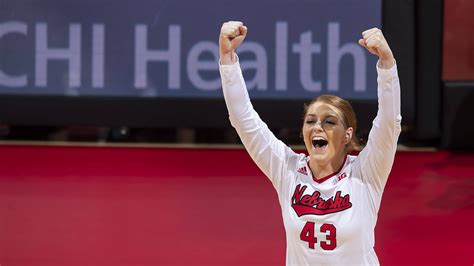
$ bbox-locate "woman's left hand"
[358,28,395,69]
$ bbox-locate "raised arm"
[219,21,299,192]
[354,28,402,209]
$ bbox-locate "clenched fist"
[219,21,248,65]
[358,28,395,69]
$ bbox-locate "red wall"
[443,0,474,80]
[0,145,473,265]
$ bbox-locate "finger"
[366,33,386,47]
[239,25,248,37]
[366,38,381,49]
[228,24,246,38]
[362,29,377,40]
[364,32,379,43]
[363,32,383,46]
[362,27,378,35]
[232,26,247,46]
[227,21,243,26]
[359,38,377,53]
[221,25,241,38]
[365,35,382,46]
[367,31,386,43]
[221,27,235,35]
[366,30,384,40]
[221,23,234,33]
[358,39,368,49]
[222,22,241,30]
[362,28,379,38]
[359,39,377,55]
[227,22,243,32]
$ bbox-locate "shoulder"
[346,154,358,164]
[289,152,309,172]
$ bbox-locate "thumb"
[231,26,247,48]
[240,26,248,38]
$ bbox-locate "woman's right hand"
[219,21,247,65]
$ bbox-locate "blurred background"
[0,0,472,150]
[0,0,473,265]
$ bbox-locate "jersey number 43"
[300,222,337,250]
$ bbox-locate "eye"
[305,120,316,125]
[324,118,336,125]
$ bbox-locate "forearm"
[375,60,402,128]
[220,51,237,65]
[220,59,251,119]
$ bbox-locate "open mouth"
[312,137,328,150]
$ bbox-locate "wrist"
[379,57,395,69]
[220,51,236,65]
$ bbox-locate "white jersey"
[220,58,402,266]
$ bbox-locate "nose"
[314,121,324,132]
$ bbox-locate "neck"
[309,151,347,180]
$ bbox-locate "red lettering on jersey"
[291,184,352,216]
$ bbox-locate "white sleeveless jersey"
[220,58,401,266]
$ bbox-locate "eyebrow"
[305,114,338,119]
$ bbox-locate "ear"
[344,127,353,145]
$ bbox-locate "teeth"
[312,136,328,149]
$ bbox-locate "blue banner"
[0,0,381,99]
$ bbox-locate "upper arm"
[229,110,298,191]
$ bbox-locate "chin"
[310,150,332,164]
